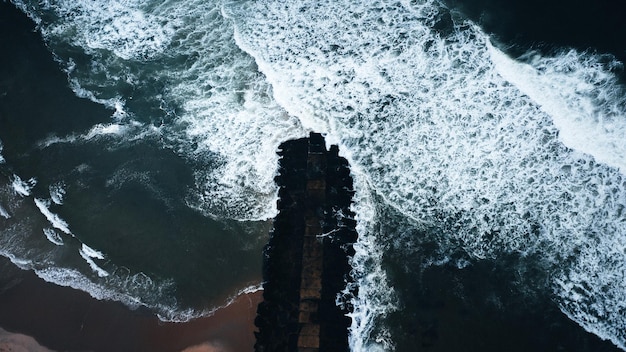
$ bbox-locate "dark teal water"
[2,0,626,350]
[0,2,269,318]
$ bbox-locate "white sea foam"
[84,123,131,139]
[67,79,129,117]
[0,244,192,320]
[37,120,161,150]
[79,243,109,277]
[0,204,10,219]
[80,243,105,260]
[0,139,5,164]
[13,0,306,220]
[11,176,36,197]
[36,134,78,149]
[227,0,626,348]
[489,43,626,173]
[34,0,177,60]
[157,283,265,322]
[34,198,72,235]
[1,243,188,321]
[10,0,626,348]
[1,180,192,321]
[49,183,65,205]
[43,228,64,246]
[0,251,33,271]
[84,120,161,142]
[33,266,182,315]
[0,248,194,321]
[347,170,398,351]
[144,0,306,220]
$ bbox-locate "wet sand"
[0,262,261,352]
[0,327,55,352]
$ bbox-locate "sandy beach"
[0,261,261,352]
[1,327,55,352]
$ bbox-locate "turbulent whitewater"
[2,0,626,350]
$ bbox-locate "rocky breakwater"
[254,132,357,352]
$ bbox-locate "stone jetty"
[254,133,357,352]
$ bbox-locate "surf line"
[254,132,358,351]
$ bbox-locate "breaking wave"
[0,139,5,164]
[0,177,203,321]
[5,0,626,349]
[225,0,626,348]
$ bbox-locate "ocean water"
[1,0,626,350]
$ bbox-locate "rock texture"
[254,133,357,352]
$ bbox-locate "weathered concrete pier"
[254,133,357,352]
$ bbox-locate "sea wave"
[34,198,72,235]
[12,0,305,221]
[43,228,64,246]
[11,175,36,198]
[0,205,10,220]
[0,139,5,164]
[0,179,199,321]
[48,182,65,205]
[6,0,626,349]
[226,0,626,348]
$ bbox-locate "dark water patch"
[374,201,622,352]
[3,128,269,309]
[0,2,113,159]
[410,262,617,351]
[383,250,622,351]
[1,1,267,311]
[44,139,268,308]
[442,0,626,82]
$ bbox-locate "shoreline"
[0,327,54,352]
[0,259,261,352]
[1,4,264,351]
